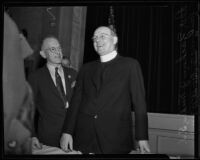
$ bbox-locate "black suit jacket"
[63,55,148,153]
[28,65,77,147]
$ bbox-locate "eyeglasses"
[44,46,62,54]
[92,34,111,42]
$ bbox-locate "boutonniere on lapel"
[68,75,71,79]
[71,80,76,88]
[65,101,69,109]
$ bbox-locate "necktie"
[55,67,66,104]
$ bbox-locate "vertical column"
[70,7,87,71]
[58,7,73,59]
[197,2,200,158]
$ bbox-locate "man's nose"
[54,49,61,55]
[96,38,102,43]
[96,39,104,45]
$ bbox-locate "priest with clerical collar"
[61,26,150,154]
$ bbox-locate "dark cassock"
[63,54,148,154]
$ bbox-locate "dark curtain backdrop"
[84,4,198,115]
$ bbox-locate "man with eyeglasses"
[28,36,77,150]
[60,26,150,154]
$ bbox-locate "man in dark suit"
[60,26,150,154]
[28,36,77,149]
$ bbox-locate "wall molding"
[132,112,194,157]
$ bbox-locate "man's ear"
[40,51,46,59]
[113,36,118,45]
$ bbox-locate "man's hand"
[60,133,73,152]
[32,137,42,150]
[138,140,151,154]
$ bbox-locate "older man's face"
[93,27,116,56]
[43,38,63,64]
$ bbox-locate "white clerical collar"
[100,50,118,63]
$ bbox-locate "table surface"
[32,145,172,157]
[32,145,195,159]
[32,145,145,155]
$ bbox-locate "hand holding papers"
[32,137,42,150]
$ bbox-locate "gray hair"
[41,35,60,51]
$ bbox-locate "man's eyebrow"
[94,33,110,36]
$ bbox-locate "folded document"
[32,145,81,154]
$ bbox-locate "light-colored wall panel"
[132,112,194,157]
[147,113,194,132]
[157,136,194,156]
[148,134,158,153]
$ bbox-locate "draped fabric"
[114,6,173,114]
[58,7,87,71]
[84,4,198,115]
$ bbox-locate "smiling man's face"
[93,27,117,56]
[42,38,63,64]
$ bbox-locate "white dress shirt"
[47,63,66,94]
